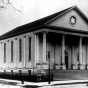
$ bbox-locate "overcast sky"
[0,0,88,35]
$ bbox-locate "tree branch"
[0,0,21,12]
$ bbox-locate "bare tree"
[0,0,21,12]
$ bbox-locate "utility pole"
[48,51,50,84]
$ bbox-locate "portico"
[35,30,88,70]
[32,5,88,71]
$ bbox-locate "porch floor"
[44,70,88,81]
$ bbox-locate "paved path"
[0,78,88,88]
[0,83,87,88]
[40,84,88,88]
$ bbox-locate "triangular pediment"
[0,6,88,40]
[45,6,88,31]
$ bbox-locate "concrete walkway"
[0,78,88,87]
[19,80,88,87]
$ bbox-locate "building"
[0,5,88,80]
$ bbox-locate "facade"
[0,6,88,77]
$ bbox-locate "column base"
[72,64,78,69]
[71,64,74,69]
[55,64,60,69]
[85,65,88,69]
[60,64,66,70]
[78,64,84,70]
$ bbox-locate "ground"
[0,83,88,88]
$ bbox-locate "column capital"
[62,34,66,36]
[80,36,83,38]
[24,36,26,38]
[42,30,48,34]
[7,40,9,42]
[15,38,17,40]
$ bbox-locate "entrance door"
[46,33,55,69]
[46,44,55,69]
[65,50,69,69]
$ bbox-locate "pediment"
[45,8,88,31]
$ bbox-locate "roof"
[0,5,88,40]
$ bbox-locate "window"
[28,37,31,61]
[4,43,6,63]
[82,52,83,62]
[46,51,48,61]
[46,51,50,61]
[19,39,22,62]
[11,41,13,63]
[77,53,79,62]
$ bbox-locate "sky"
[0,0,88,35]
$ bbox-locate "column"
[7,41,10,69]
[61,35,65,69]
[34,34,40,68]
[34,34,37,66]
[43,32,46,63]
[23,36,26,68]
[79,36,83,69]
[86,41,88,69]
[36,34,39,63]
[0,43,1,69]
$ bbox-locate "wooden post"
[48,51,50,84]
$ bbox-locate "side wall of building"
[0,31,35,72]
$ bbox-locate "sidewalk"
[19,80,88,87]
[0,78,88,87]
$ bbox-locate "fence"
[0,72,53,82]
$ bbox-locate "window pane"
[4,43,6,63]
[28,37,31,61]
[11,41,13,63]
[19,39,22,62]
